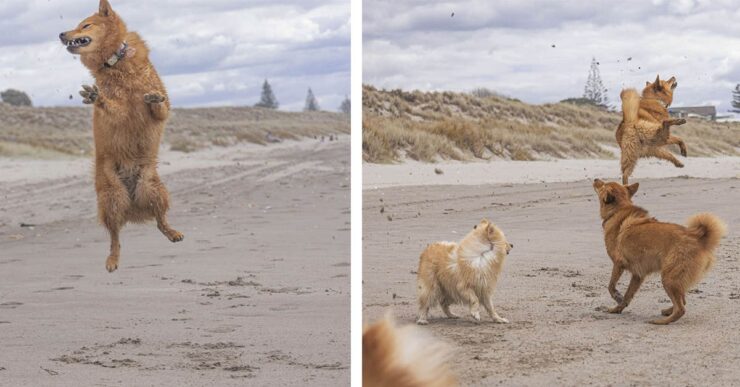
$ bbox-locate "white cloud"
[364,0,740,114]
[0,0,349,111]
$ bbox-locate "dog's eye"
[82,24,92,29]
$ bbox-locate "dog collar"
[104,42,128,68]
[645,98,669,109]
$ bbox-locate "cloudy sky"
[364,0,740,115]
[0,0,349,111]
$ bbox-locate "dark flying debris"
[627,57,632,61]
[551,44,556,48]
[451,12,455,17]
[69,95,73,100]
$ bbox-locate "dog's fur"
[60,0,182,272]
[617,75,688,184]
[593,179,726,324]
[416,219,513,325]
[363,315,457,387]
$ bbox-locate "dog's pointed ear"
[99,0,113,17]
[654,75,662,91]
[626,182,639,197]
[668,76,677,90]
[646,81,651,87]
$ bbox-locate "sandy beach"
[363,159,740,385]
[0,138,349,386]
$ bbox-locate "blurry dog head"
[473,219,513,254]
[59,0,127,56]
[642,75,678,107]
[363,315,457,387]
[593,179,639,219]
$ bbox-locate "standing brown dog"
[593,179,726,324]
[617,75,688,184]
[416,219,513,325]
[60,0,183,272]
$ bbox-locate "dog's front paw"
[416,318,429,325]
[675,119,687,126]
[79,84,99,104]
[144,93,166,104]
[675,161,685,168]
[471,311,481,322]
[493,317,510,324]
[680,148,687,157]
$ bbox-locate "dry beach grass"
[0,103,349,157]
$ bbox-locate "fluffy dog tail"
[363,315,457,387]
[686,213,727,251]
[620,88,640,125]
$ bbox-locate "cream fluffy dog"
[416,219,513,325]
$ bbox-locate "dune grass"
[0,103,349,157]
[363,85,740,163]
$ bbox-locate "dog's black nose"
[59,32,66,41]
[510,243,514,248]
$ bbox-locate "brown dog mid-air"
[60,0,183,272]
[617,75,688,184]
[593,179,726,324]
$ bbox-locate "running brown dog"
[593,179,726,324]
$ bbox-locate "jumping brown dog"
[60,0,183,272]
[617,75,688,184]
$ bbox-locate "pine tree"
[304,88,320,112]
[731,84,740,113]
[339,95,350,114]
[582,57,609,109]
[255,79,278,109]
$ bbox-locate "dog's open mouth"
[65,37,92,52]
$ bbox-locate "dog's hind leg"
[608,263,624,303]
[646,147,684,168]
[607,274,643,314]
[651,281,686,325]
[134,168,184,243]
[620,140,639,185]
[667,135,687,157]
[416,280,437,325]
[96,161,131,272]
[482,296,509,324]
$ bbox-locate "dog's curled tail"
[620,88,640,125]
[686,212,727,251]
[363,315,457,387]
